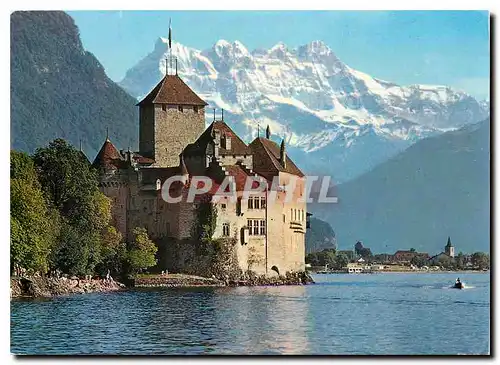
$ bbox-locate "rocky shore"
[11,276,126,298]
[134,271,315,288]
[11,271,315,298]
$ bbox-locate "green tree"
[317,249,336,267]
[471,252,489,270]
[96,226,125,276]
[127,227,158,274]
[410,248,416,252]
[410,255,426,268]
[10,151,58,275]
[305,252,320,266]
[194,198,218,245]
[332,253,349,270]
[437,254,453,269]
[33,139,115,275]
[456,252,466,270]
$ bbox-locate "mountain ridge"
[11,11,139,159]
[120,38,488,182]
[312,118,490,254]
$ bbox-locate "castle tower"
[445,236,455,258]
[137,74,208,167]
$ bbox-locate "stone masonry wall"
[153,105,205,167]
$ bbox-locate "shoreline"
[11,271,315,299]
[10,276,126,299]
[311,269,489,274]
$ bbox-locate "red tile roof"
[92,139,123,169]
[133,153,155,165]
[249,137,304,179]
[137,75,208,106]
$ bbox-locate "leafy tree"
[194,197,218,245]
[437,254,453,269]
[471,252,489,270]
[317,249,336,268]
[332,253,349,270]
[456,252,466,270]
[32,139,115,275]
[305,252,320,266]
[410,255,427,268]
[410,248,416,252]
[127,227,158,274]
[33,138,100,227]
[97,226,125,276]
[10,151,58,275]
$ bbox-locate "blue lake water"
[11,272,490,355]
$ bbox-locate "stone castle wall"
[152,105,205,167]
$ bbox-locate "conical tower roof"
[137,74,208,106]
[92,138,122,169]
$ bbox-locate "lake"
[10,272,490,355]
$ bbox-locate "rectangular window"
[222,222,230,236]
[247,219,253,235]
[162,104,167,111]
[261,197,266,209]
[254,197,260,209]
[248,198,253,210]
[260,220,266,235]
[194,106,199,113]
[178,105,183,112]
[283,214,286,223]
[253,220,259,235]
[221,203,227,210]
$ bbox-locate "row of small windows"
[161,104,201,113]
[248,196,266,210]
[248,219,266,236]
[290,208,306,222]
[220,197,266,211]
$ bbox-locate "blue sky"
[68,10,490,100]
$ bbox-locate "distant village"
[306,237,490,273]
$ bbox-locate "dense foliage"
[11,11,138,157]
[127,228,158,273]
[10,151,58,274]
[305,249,348,270]
[10,139,157,278]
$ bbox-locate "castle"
[93,72,307,276]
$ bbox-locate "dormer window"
[178,105,183,112]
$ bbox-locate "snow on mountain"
[120,38,489,183]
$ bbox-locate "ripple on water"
[11,273,490,355]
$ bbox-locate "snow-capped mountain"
[120,38,489,183]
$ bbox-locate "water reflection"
[11,273,490,355]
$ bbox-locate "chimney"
[223,133,231,150]
[213,129,221,157]
[266,125,271,139]
[280,139,286,169]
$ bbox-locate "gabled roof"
[92,138,123,169]
[183,121,252,157]
[249,137,304,179]
[137,75,208,106]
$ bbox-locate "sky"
[67,10,490,100]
